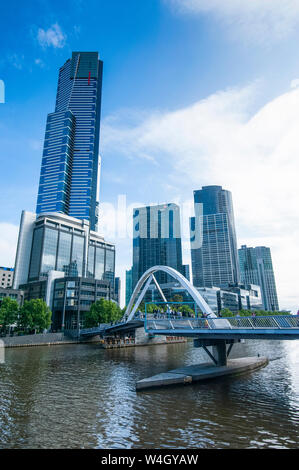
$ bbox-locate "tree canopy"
[0,297,19,334]
[18,299,52,333]
[84,298,123,327]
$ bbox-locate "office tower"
[132,203,183,288]
[125,267,133,306]
[14,211,115,286]
[191,185,240,288]
[114,277,121,305]
[238,245,279,311]
[13,52,115,330]
[36,52,103,231]
[182,264,190,281]
[14,211,115,329]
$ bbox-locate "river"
[0,339,298,448]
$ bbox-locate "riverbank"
[1,330,187,349]
[1,332,87,348]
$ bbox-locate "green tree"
[171,294,184,303]
[144,303,158,314]
[18,299,52,333]
[178,304,195,317]
[0,297,19,334]
[220,308,234,317]
[239,309,252,316]
[84,299,123,327]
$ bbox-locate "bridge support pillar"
[194,338,236,366]
[212,340,227,366]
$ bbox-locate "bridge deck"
[75,315,299,340]
[145,316,299,340]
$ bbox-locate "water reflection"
[0,340,298,448]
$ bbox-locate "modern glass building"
[36,52,103,231]
[238,245,279,311]
[25,212,115,284]
[132,204,183,288]
[125,267,133,306]
[190,185,240,288]
[52,277,113,331]
[182,264,190,281]
[114,277,121,305]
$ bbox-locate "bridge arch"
[125,265,216,322]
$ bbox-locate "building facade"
[125,267,133,306]
[0,287,24,306]
[190,185,240,288]
[52,277,113,330]
[14,211,115,329]
[14,212,115,287]
[132,204,183,289]
[238,245,279,311]
[0,267,14,288]
[114,277,121,305]
[182,264,190,281]
[36,52,103,231]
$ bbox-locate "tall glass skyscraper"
[238,245,279,311]
[132,204,183,288]
[36,52,103,231]
[190,185,240,288]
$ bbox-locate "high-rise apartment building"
[132,203,183,288]
[190,185,240,288]
[36,52,103,231]
[238,245,279,311]
[0,267,14,288]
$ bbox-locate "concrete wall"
[1,332,79,348]
[135,327,169,345]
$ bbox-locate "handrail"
[146,315,299,331]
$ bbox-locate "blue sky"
[0,0,299,310]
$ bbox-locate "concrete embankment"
[1,328,187,349]
[136,356,269,391]
[1,332,85,348]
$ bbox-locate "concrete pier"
[136,356,268,391]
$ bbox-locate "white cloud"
[37,23,66,49]
[7,53,24,70]
[102,83,299,312]
[167,0,299,42]
[290,78,299,89]
[0,223,18,268]
[34,58,45,68]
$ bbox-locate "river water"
[0,339,298,449]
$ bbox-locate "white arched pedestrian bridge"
[124,265,216,322]
[79,266,299,343]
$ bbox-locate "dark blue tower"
[36,52,103,231]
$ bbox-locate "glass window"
[40,227,58,276]
[70,235,84,276]
[104,249,115,284]
[87,245,95,278]
[29,227,43,279]
[95,247,105,280]
[57,231,72,274]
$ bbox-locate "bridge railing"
[146,315,299,331]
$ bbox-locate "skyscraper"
[132,203,183,288]
[36,52,103,231]
[125,267,133,306]
[238,245,279,311]
[190,185,240,288]
[13,52,115,330]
